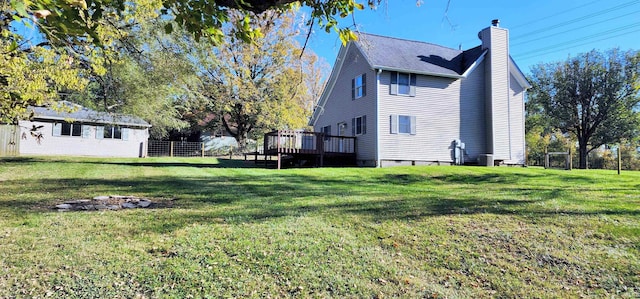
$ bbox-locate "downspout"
[507,58,512,161]
[376,68,382,168]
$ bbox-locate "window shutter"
[410,74,417,97]
[362,73,366,97]
[362,115,366,135]
[410,116,417,135]
[352,118,355,136]
[122,128,130,141]
[52,123,61,136]
[390,115,398,134]
[351,78,355,100]
[390,71,398,95]
[81,125,91,139]
[96,126,104,139]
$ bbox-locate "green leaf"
[12,0,29,16]
[9,40,19,52]
[164,23,173,34]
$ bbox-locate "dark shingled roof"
[355,33,485,77]
[30,102,151,127]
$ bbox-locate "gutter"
[371,50,488,80]
[31,116,152,128]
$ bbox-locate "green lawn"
[0,156,638,298]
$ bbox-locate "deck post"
[277,153,281,170]
[277,131,281,170]
[264,136,268,167]
[317,132,324,167]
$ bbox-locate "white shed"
[18,102,152,158]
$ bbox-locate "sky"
[301,0,640,74]
[11,0,640,75]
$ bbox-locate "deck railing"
[264,130,356,155]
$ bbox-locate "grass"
[0,156,638,298]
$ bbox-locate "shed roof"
[355,33,485,77]
[30,102,151,128]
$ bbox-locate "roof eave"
[31,115,152,128]
[373,65,465,79]
[509,56,532,89]
[310,42,356,126]
[460,50,488,77]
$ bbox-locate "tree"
[73,18,202,138]
[193,10,325,148]
[2,0,365,127]
[527,49,640,169]
[1,2,88,124]
[7,0,384,47]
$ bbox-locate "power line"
[514,27,640,61]
[515,21,640,58]
[511,0,640,41]
[456,0,638,49]
[509,0,601,30]
[511,9,640,47]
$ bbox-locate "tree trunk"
[578,142,588,169]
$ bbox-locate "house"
[17,102,151,158]
[309,20,531,167]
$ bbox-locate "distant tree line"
[526,49,640,170]
[2,1,326,146]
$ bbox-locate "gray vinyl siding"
[482,26,511,160]
[459,63,487,161]
[379,69,482,163]
[313,45,377,162]
[508,73,526,164]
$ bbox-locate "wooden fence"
[0,125,20,157]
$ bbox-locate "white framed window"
[390,114,416,135]
[53,122,89,138]
[398,115,411,134]
[352,73,366,100]
[351,115,366,136]
[390,71,417,96]
[398,73,410,95]
[102,125,123,140]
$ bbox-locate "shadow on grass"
[0,156,259,169]
[2,169,639,235]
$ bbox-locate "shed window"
[53,122,82,137]
[103,125,122,139]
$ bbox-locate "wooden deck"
[263,130,356,169]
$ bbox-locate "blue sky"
[302,0,640,74]
[12,0,640,75]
